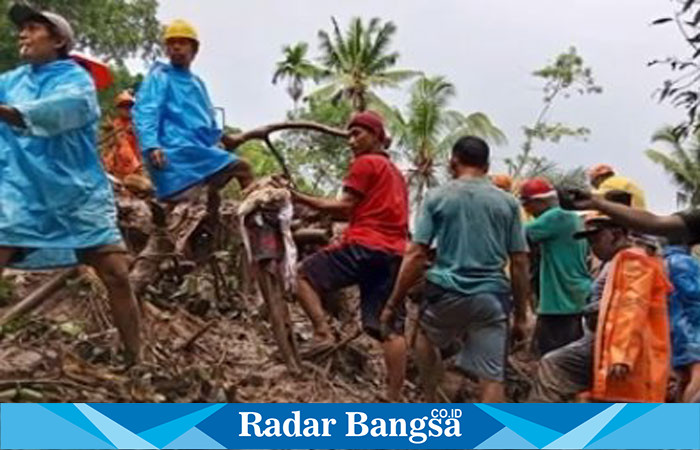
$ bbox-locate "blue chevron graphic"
[1,404,115,449]
[476,404,562,448]
[586,404,700,449]
[90,403,213,435]
[138,403,226,448]
[163,427,226,449]
[489,403,611,434]
[41,403,114,446]
[543,403,624,449]
[585,403,659,446]
[475,427,537,449]
[75,404,157,449]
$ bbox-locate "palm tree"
[387,76,506,210]
[312,17,420,111]
[646,126,700,207]
[272,42,320,113]
[524,157,587,190]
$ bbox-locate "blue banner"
[1,403,699,449]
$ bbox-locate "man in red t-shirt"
[290,111,409,401]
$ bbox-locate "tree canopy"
[310,16,420,111]
[0,0,162,72]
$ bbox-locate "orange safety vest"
[109,117,142,179]
[591,247,672,403]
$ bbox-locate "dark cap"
[9,3,75,51]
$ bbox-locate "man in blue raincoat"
[0,4,141,362]
[133,19,253,202]
[664,244,700,403]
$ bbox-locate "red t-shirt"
[341,153,409,255]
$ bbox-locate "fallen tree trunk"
[0,269,78,327]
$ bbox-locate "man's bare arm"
[381,242,430,324]
[291,189,361,221]
[591,197,687,239]
[569,190,688,239]
[509,251,531,322]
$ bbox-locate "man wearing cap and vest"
[530,212,671,402]
[381,136,531,402]
[519,177,591,356]
[588,164,647,210]
[103,90,143,179]
[133,19,253,202]
[290,110,409,401]
[0,4,141,362]
[490,173,513,192]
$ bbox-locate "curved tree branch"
[233,121,349,145]
[223,121,349,180]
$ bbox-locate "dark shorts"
[419,282,509,382]
[300,244,404,340]
[529,331,594,402]
[532,313,584,357]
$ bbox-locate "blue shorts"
[420,282,509,381]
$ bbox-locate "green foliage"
[238,140,281,178]
[386,75,506,208]
[533,47,603,101]
[506,47,602,179]
[272,42,321,112]
[523,157,588,190]
[283,97,353,194]
[310,17,420,111]
[646,126,700,206]
[0,0,162,73]
[650,0,700,133]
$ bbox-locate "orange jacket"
[591,247,672,402]
[108,117,142,179]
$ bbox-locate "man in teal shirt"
[381,136,531,402]
[520,178,591,356]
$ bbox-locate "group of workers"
[0,2,699,404]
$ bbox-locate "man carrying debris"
[381,136,531,403]
[588,164,646,210]
[567,188,700,244]
[0,4,141,362]
[290,111,408,401]
[663,243,700,403]
[103,90,143,180]
[133,19,253,202]
[530,212,671,402]
[519,177,591,356]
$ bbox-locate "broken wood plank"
[0,268,78,327]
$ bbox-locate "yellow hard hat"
[164,19,199,43]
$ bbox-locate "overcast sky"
[149,0,689,212]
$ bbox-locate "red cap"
[519,177,557,201]
[347,110,386,143]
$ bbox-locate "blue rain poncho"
[133,62,237,200]
[664,245,700,368]
[0,59,122,270]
